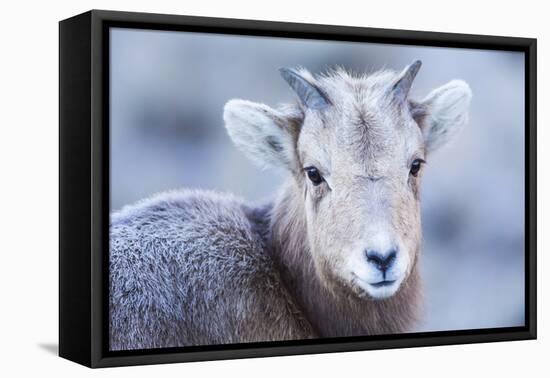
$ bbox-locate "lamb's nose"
[365,249,397,273]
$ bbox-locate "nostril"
[386,250,397,265]
[366,251,382,265]
[365,249,398,272]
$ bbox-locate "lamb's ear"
[418,80,472,154]
[224,99,298,170]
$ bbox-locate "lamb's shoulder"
[109,189,313,349]
[110,189,272,293]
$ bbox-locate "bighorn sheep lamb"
[109,60,472,350]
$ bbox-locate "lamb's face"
[296,94,425,299]
[224,61,471,300]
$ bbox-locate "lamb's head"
[224,61,471,300]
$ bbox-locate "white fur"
[347,226,410,299]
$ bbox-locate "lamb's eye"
[410,159,425,177]
[305,167,323,186]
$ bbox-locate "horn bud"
[393,60,422,101]
[279,68,331,110]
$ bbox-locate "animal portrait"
[108,28,526,351]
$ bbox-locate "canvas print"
[108,28,525,351]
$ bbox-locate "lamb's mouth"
[351,273,398,290]
[369,280,396,288]
[351,274,401,299]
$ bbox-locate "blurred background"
[110,28,525,332]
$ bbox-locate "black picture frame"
[59,9,537,368]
